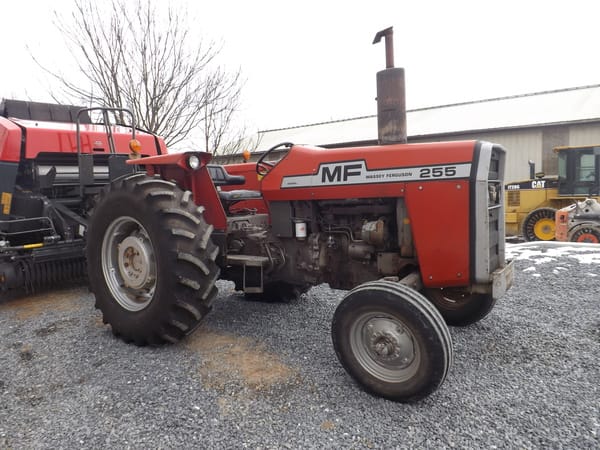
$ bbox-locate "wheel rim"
[574,232,600,243]
[533,218,555,240]
[101,216,157,311]
[349,313,420,383]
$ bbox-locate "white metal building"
[218,84,600,183]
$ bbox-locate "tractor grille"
[487,147,504,271]
[507,190,520,207]
[472,142,507,284]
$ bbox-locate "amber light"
[129,139,142,154]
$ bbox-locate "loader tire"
[522,207,557,241]
[331,280,452,402]
[86,173,220,346]
[569,224,600,243]
[424,288,496,326]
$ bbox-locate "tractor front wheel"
[86,174,220,345]
[331,281,452,402]
[521,207,557,241]
[425,288,496,326]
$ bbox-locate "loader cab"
[556,145,600,196]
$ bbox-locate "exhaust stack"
[373,27,407,144]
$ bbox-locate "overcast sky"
[3,0,599,134]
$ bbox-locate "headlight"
[188,154,201,170]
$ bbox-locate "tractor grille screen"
[488,206,501,269]
[488,155,500,181]
[487,146,504,271]
[473,142,507,283]
[507,190,520,207]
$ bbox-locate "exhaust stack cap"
[373,27,395,69]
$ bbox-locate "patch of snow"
[506,242,600,265]
[534,256,557,264]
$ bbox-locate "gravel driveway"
[1,243,599,449]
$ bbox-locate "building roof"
[254,84,600,150]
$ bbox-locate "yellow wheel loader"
[505,145,600,241]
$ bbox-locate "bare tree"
[45,0,243,150]
[216,129,264,160]
[202,67,243,155]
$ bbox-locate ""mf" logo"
[321,163,363,183]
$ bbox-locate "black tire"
[425,288,496,326]
[331,280,452,402]
[521,207,557,241]
[569,224,600,243]
[243,281,310,303]
[86,173,220,345]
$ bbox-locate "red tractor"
[0,29,513,402]
[0,102,166,291]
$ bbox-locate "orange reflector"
[242,149,251,162]
[129,139,142,153]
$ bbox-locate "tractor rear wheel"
[569,224,600,243]
[424,288,496,326]
[331,280,452,402]
[86,174,220,345]
[522,207,557,241]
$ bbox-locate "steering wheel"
[256,142,294,176]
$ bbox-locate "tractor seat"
[207,164,262,211]
[207,164,246,187]
[218,189,263,202]
[218,189,263,214]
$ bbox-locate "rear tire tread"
[198,224,214,250]
[161,208,201,226]
[177,252,210,275]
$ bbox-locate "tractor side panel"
[260,142,475,201]
[0,119,21,217]
[189,166,228,231]
[0,117,23,162]
[404,180,470,287]
[257,141,476,287]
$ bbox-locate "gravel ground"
[1,242,599,449]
